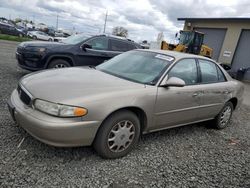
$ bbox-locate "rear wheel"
[93,110,140,159]
[33,35,37,40]
[48,38,53,42]
[213,102,233,129]
[48,59,71,69]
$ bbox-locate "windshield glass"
[179,31,194,46]
[63,34,91,45]
[96,51,173,85]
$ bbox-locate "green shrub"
[0,34,32,42]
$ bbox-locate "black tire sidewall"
[48,59,71,69]
[93,110,140,159]
[215,102,233,129]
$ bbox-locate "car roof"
[136,49,215,62]
[97,34,139,45]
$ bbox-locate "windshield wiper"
[88,65,96,69]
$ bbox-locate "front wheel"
[48,59,71,69]
[213,102,233,129]
[93,110,140,159]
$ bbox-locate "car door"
[195,59,230,120]
[76,36,111,66]
[40,32,47,40]
[154,58,203,130]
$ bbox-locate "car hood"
[19,41,70,49]
[20,67,144,105]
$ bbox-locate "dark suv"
[16,34,141,71]
[0,23,26,37]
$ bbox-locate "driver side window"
[168,59,198,85]
[86,37,108,50]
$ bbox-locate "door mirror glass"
[162,77,185,87]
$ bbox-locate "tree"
[112,26,128,38]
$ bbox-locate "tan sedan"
[8,50,244,158]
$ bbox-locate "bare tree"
[112,26,128,38]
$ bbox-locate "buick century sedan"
[8,50,244,158]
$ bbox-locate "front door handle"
[192,93,199,97]
[192,91,204,97]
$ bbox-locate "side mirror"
[161,77,185,87]
[82,43,92,50]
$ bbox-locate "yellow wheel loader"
[161,30,213,58]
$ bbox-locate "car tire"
[48,59,71,69]
[213,102,234,129]
[48,38,53,42]
[93,110,140,159]
[33,35,37,40]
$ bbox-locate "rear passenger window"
[168,59,198,85]
[127,43,136,50]
[199,59,219,83]
[217,66,226,82]
[110,39,129,52]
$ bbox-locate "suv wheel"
[33,35,37,40]
[48,59,71,69]
[213,102,233,129]
[93,110,140,159]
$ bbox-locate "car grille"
[17,85,32,105]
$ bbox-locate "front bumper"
[7,89,101,147]
[16,51,45,71]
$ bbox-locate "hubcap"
[54,64,67,68]
[107,120,135,152]
[220,106,232,127]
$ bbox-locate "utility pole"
[56,14,59,31]
[103,10,108,33]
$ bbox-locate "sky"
[0,0,250,42]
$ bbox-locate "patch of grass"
[0,34,32,42]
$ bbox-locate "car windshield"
[96,50,173,85]
[62,34,91,45]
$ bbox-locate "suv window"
[86,37,108,50]
[127,43,136,50]
[168,59,198,85]
[199,59,219,83]
[110,39,130,52]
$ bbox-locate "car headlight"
[34,99,87,117]
[25,47,46,53]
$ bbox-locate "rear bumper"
[7,90,101,147]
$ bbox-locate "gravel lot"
[0,40,249,188]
